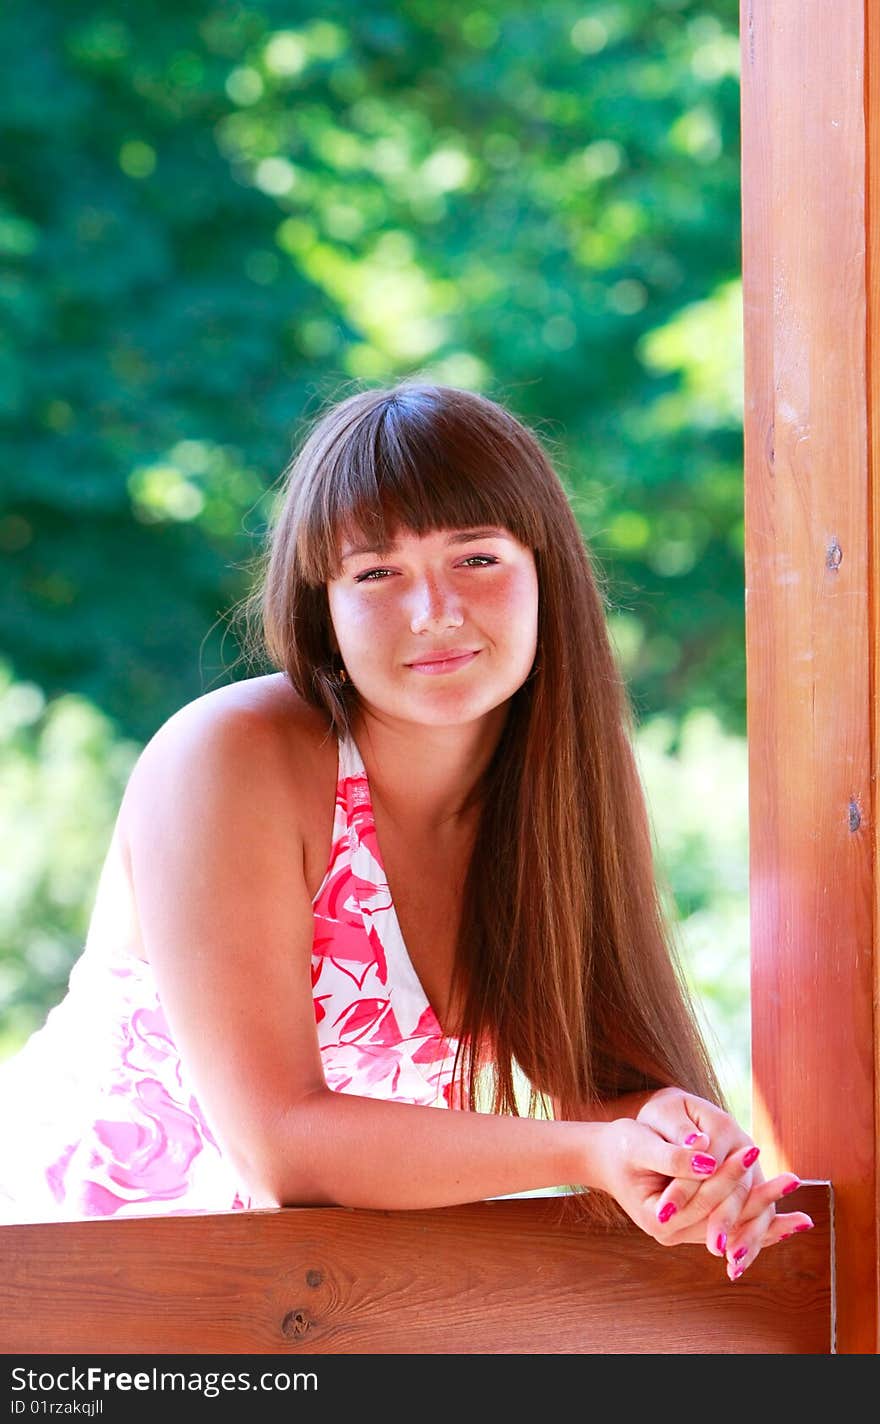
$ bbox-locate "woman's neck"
[349,703,507,835]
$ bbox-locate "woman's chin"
[359,686,509,730]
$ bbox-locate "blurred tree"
[0,0,749,1060]
[0,0,742,746]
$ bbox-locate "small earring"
[338,665,348,684]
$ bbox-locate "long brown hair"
[239,378,725,1215]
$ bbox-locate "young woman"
[0,381,811,1280]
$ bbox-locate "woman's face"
[326,524,539,729]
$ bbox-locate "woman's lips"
[406,650,480,675]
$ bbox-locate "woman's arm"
[121,702,721,1223]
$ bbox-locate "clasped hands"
[602,1086,813,1281]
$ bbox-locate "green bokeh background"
[0,0,751,1124]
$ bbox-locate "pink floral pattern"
[0,733,460,1223]
[310,735,462,1107]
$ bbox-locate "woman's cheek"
[495,567,539,651]
[332,590,396,670]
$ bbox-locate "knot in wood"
[306,1269,323,1288]
[826,539,843,570]
[848,799,861,832]
[281,1308,313,1339]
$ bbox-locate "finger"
[670,1115,711,1149]
[723,1200,775,1279]
[681,1127,711,1149]
[725,1207,815,1280]
[672,1097,744,1159]
[655,1141,758,1232]
[738,1173,801,1223]
[637,1101,713,1150]
[765,1213,815,1245]
[651,1149,720,1227]
[729,1201,814,1258]
[706,1172,799,1255]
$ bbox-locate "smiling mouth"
[406,649,481,674]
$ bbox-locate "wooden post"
[740,0,879,1353]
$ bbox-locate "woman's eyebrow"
[447,527,511,545]
[340,527,510,560]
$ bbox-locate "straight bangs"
[291,389,550,585]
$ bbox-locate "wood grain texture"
[740,0,878,1354]
[0,1186,832,1355]
[868,0,880,1365]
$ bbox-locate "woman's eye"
[354,568,393,583]
[460,555,498,568]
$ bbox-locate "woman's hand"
[587,1116,733,1241]
[634,1087,814,1278]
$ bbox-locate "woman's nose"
[409,575,464,634]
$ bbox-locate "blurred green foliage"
[0,0,750,1114]
[1,0,743,737]
[636,709,750,1126]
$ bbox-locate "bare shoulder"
[142,670,330,746]
[118,673,335,852]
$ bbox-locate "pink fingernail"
[782,1178,800,1196]
[731,1266,745,1281]
[716,1232,727,1254]
[732,1245,748,1263]
[779,1232,794,1240]
[691,1153,716,1175]
[684,1132,701,1146]
[742,1146,760,1168]
[657,1201,677,1224]
[795,1220,814,1232]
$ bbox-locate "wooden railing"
[0,1183,832,1355]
